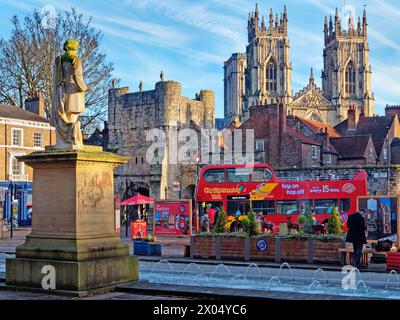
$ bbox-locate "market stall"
[121,193,154,239]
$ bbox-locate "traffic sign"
[172,181,181,192]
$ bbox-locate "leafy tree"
[213,207,227,234]
[0,8,116,134]
[328,206,342,236]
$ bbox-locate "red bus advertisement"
[195,164,368,233]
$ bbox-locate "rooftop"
[0,104,48,124]
[330,135,372,159]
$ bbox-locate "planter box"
[133,241,161,256]
[191,236,342,264]
[312,240,342,264]
[193,236,216,259]
[250,237,276,261]
[221,237,245,260]
[280,238,308,263]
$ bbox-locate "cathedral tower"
[243,4,292,120]
[322,7,374,122]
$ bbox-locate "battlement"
[386,105,400,117]
[108,86,130,97]
[386,105,400,110]
[155,80,181,94]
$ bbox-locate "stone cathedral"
[224,4,374,126]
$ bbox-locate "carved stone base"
[6,147,138,292]
[6,256,138,292]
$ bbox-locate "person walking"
[207,206,216,228]
[346,211,367,269]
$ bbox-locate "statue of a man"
[51,38,90,149]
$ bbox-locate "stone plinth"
[6,146,138,292]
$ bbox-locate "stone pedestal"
[6,146,138,292]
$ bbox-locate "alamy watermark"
[145,128,255,166]
[41,264,56,290]
[341,4,356,29]
[341,265,358,290]
[41,5,56,30]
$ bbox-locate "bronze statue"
[51,38,91,149]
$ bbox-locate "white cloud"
[136,0,244,44]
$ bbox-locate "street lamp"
[195,155,201,179]
[194,155,201,234]
[7,182,17,239]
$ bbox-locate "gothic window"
[345,62,356,96]
[265,59,277,93]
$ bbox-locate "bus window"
[252,168,273,182]
[204,169,225,183]
[227,199,250,216]
[277,200,299,215]
[252,200,275,215]
[315,199,338,214]
[227,168,250,183]
[301,200,313,214]
[340,198,351,213]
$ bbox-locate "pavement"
[0,228,28,254]
[0,227,394,300]
[0,284,190,300]
[0,227,188,257]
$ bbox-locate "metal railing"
[277,174,355,182]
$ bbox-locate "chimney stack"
[25,91,45,118]
[347,104,359,130]
[278,99,287,134]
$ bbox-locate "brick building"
[0,93,55,182]
[335,106,400,165]
[233,101,339,168]
[228,101,399,169]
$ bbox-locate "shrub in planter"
[281,232,342,242]
[297,215,307,225]
[301,206,314,234]
[328,206,342,236]
[213,206,227,233]
[197,232,249,238]
[247,209,261,236]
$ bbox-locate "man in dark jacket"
[346,211,367,268]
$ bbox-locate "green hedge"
[196,232,344,241]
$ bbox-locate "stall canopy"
[120,194,154,206]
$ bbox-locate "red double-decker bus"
[195,163,367,232]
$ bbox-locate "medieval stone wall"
[108,81,215,200]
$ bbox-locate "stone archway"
[183,184,196,199]
[124,181,150,199]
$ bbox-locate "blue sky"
[0,0,399,118]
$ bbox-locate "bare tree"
[0,8,117,134]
